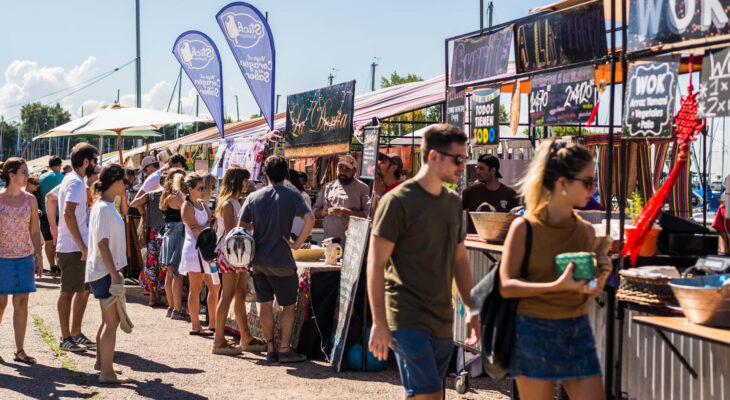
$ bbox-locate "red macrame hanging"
[622,57,705,265]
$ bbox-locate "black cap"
[477,154,502,179]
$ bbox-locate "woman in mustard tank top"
[499,140,612,400]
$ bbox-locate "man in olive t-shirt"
[367,124,479,399]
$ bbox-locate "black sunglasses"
[571,176,597,190]
[433,149,467,166]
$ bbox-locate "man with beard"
[313,155,370,244]
[461,154,519,234]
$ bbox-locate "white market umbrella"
[33,103,209,162]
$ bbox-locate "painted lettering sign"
[450,26,512,86]
[515,2,607,73]
[471,88,500,145]
[623,60,679,138]
[446,86,466,129]
[698,46,730,118]
[285,80,355,148]
[529,65,596,126]
[628,0,730,52]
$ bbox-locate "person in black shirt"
[462,155,519,234]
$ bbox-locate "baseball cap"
[477,154,502,179]
[337,154,357,170]
[378,152,403,172]
[140,155,158,170]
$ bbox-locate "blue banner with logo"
[216,2,275,130]
[172,31,225,138]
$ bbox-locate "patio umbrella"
[33,103,209,162]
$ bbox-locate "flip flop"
[212,339,242,355]
[13,350,36,365]
[241,338,267,352]
[189,329,214,337]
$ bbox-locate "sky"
[0,0,727,179]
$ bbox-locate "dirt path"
[0,266,510,399]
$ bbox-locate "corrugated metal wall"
[621,309,730,400]
[454,249,501,348]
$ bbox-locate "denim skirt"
[0,255,36,295]
[509,314,602,380]
[159,222,184,271]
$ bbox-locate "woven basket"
[616,270,678,306]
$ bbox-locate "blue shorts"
[391,329,453,397]
[0,256,36,295]
[509,314,602,380]
[89,274,112,300]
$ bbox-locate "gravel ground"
[0,259,511,399]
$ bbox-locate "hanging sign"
[172,31,225,138]
[698,46,730,118]
[471,88,500,145]
[285,80,355,152]
[515,2,607,73]
[446,86,466,129]
[623,60,679,138]
[217,2,276,130]
[331,217,370,372]
[450,26,512,86]
[529,65,596,126]
[627,0,730,53]
[359,126,380,181]
[212,136,267,180]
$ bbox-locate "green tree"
[20,102,70,137]
[0,117,20,159]
[380,71,423,88]
[379,72,441,141]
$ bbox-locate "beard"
[338,175,354,185]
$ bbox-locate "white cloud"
[0,57,98,120]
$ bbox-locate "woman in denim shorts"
[0,158,44,365]
[499,140,612,399]
[157,168,187,320]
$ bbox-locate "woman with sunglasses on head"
[158,169,187,320]
[499,140,612,400]
[85,164,129,383]
[179,173,219,336]
[0,158,43,365]
[211,167,266,354]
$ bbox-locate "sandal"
[212,339,242,355]
[13,350,37,365]
[240,337,267,352]
[189,329,214,337]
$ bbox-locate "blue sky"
[0,0,545,122]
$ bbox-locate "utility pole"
[370,59,378,92]
[195,94,199,132]
[275,94,281,114]
[235,95,240,121]
[480,0,484,31]
[328,73,334,86]
[16,126,20,157]
[135,0,141,108]
[117,89,120,103]
[488,1,494,27]
[177,67,182,114]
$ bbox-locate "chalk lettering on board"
[698,46,730,118]
[623,60,678,138]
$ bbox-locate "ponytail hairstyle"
[181,172,205,198]
[518,139,594,217]
[159,167,186,211]
[0,157,27,184]
[215,167,250,217]
[93,164,126,195]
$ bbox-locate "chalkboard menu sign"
[698,46,730,118]
[529,65,596,126]
[359,126,380,180]
[471,88,500,145]
[515,2,607,73]
[331,217,370,372]
[623,60,678,139]
[446,86,466,129]
[285,81,356,149]
[628,0,730,53]
[450,26,512,86]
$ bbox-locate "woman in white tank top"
[179,173,219,336]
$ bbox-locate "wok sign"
[623,60,678,138]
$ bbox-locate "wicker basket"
[469,212,517,242]
[616,269,678,306]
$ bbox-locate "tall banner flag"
[217,2,275,130]
[172,31,225,138]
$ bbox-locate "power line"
[0,58,136,116]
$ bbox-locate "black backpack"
[471,218,532,380]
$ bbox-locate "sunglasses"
[572,176,597,190]
[195,186,206,193]
[434,149,467,166]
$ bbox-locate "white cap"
[140,156,157,169]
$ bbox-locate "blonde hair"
[215,167,250,217]
[159,168,186,211]
[518,139,594,217]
